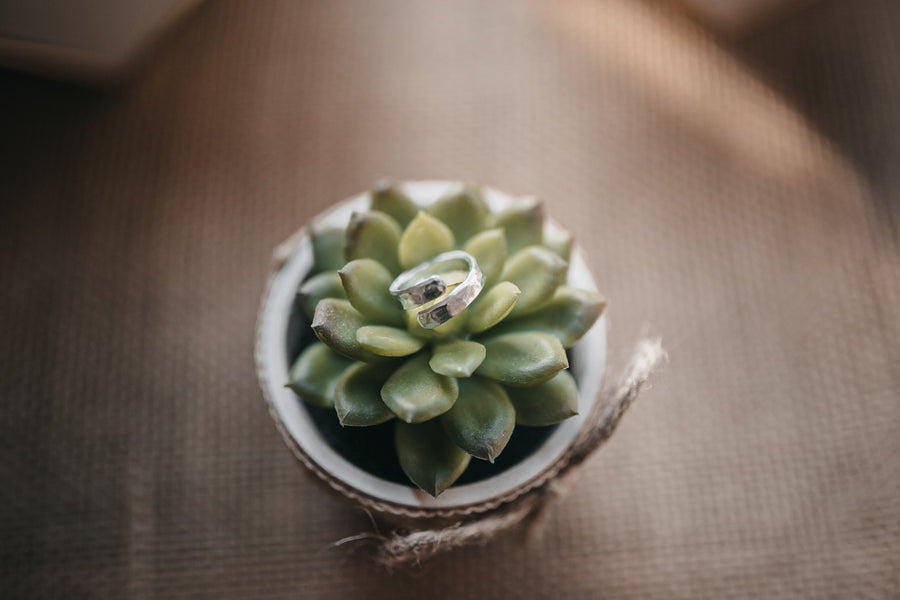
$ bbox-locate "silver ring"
[389,250,484,329]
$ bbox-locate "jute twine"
[335,338,667,567]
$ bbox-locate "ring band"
[389,250,484,329]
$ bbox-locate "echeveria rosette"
[287,182,606,496]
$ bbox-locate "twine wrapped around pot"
[334,337,666,566]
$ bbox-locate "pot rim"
[256,181,607,518]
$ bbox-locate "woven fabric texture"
[1,0,898,598]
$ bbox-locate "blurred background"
[1,1,898,598]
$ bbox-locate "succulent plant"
[287,182,606,496]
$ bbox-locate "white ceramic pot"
[256,182,607,520]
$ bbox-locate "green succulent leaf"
[297,271,346,320]
[381,353,459,423]
[356,325,425,357]
[343,210,402,274]
[310,225,347,273]
[426,183,489,245]
[476,331,568,387]
[506,370,579,426]
[500,245,568,317]
[462,228,507,289]
[398,212,456,270]
[334,362,396,426]
[441,378,515,462]
[338,258,403,325]
[429,339,486,378]
[489,286,606,348]
[542,220,574,262]
[466,281,521,334]
[395,419,471,497]
[491,197,544,254]
[286,342,353,407]
[311,298,390,364]
[370,181,419,228]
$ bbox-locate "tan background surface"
[1,1,898,598]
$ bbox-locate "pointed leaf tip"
[297,271,346,320]
[334,362,395,426]
[441,378,515,462]
[286,342,353,407]
[395,420,471,496]
[311,298,391,364]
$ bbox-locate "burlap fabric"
[1,0,898,597]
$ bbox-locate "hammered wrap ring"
[389,250,484,329]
